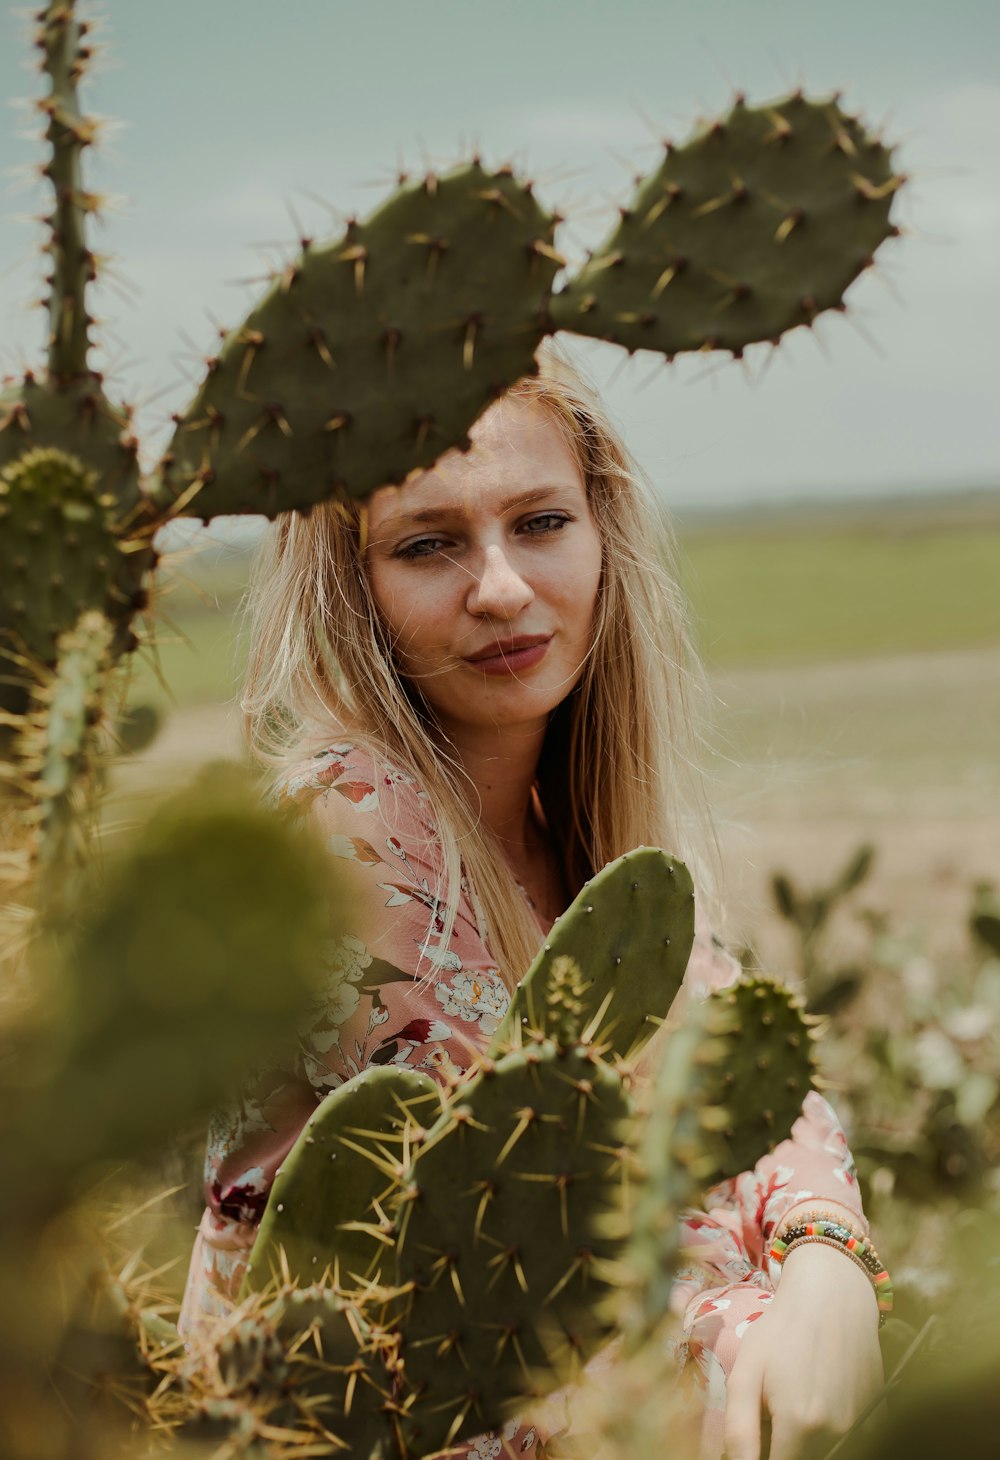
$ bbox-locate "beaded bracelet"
[769,1219,893,1328]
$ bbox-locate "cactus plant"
[0,6,905,1457]
[246,1066,441,1295]
[493,847,695,1060]
[240,880,818,1457]
[0,0,902,861]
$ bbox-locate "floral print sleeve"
[180,742,515,1334]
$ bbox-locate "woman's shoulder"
[276,739,439,847]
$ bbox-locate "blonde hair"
[242,347,717,986]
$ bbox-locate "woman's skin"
[366,395,884,1456]
[365,394,601,921]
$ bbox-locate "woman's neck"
[443,718,548,855]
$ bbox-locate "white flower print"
[434,968,509,1035]
[310,983,361,1050]
[327,934,372,984]
[469,1435,502,1460]
[378,882,414,908]
[418,943,463,972]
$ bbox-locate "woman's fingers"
[724,1347,765,1460]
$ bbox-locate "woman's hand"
[724,1243,884,1460]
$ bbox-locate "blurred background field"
[112,484,1000,975]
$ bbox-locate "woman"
[182,351,884,1459]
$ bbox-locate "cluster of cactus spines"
[175,1284,394,1460]
[551,93,901,358]
[156,163,563,519]
[492,847,696,1062]
[246,1066,441,1295]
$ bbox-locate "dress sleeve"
[676,929,867,1274]
[179,743,510,1336]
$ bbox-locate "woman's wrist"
[773,1195,867,1244]
[779,1240,881,1325]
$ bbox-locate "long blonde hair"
[242,348,717,985]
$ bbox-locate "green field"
[131,492,1000,711]
[682,517,1000,667]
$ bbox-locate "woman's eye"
[397,536,447,560]
[521,512,569,534]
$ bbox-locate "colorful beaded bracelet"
[770,1219,893,1328]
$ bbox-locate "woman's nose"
[466,543,535,619]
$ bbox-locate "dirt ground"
[111,645,1000,976]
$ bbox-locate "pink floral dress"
[180,743,867,1458]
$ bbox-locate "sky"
[1,0,997,514]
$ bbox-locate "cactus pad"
[492,848,695,1061]
[2,768,334,1225]
[246,1066,441,1294]
[551,93,901,358]
[620,975,818,1340]
[697,977,818,1181]
[0,447,148,720]
[0,378,142,513]
[391,1037,632,1453]
[13,609,113,873]
[159,162,560,518]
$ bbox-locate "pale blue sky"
[1,0,997,510]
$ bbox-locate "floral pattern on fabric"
[180,741,867,1460]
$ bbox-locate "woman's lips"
[464,637,551,675]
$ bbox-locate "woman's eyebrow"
[386,484,574,529]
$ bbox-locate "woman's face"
[365,395,603,742]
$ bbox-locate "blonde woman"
[181,352,883,1459]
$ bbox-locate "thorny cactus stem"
[36,1,98,383]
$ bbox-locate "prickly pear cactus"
[390,1024,633,1453]
[158,163,562,518]
[246,1065,441,1294]
[552,93,900,357]
[618,976,818,1344]
[493,847,695,1060]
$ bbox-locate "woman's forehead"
[368,397,584,530]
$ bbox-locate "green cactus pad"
[0,447,149,721]
[0,378,142,514]
[246,1066,441,1295]
[15,609,113,873]
[697,976,818,1181]
[392,1036,632,1454]
[619,976,817,1341]
[551,92,901,357]
[1,767,335,1226]
[491,848,695,1062]
[158,162,560,518]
